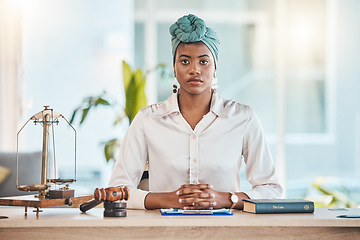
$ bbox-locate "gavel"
[80,186,129,213]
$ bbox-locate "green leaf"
[70,61,151,162]
[123,61,132,92]
[308,177,358,208]
[124,75,137,123]
[69,107,80,124]
[103,138,121,162]
[80,107,90,124]
[94,97,110,106]
[124,68,147,123]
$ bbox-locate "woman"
[109,14,282,210]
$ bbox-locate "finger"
[177,184,214,196]
[176,187,202,196]
[197,192,215,199]
[179,192,214,198]
[196,201,217,208]
[176,188,192,196]
[178,184,196,189]
[196,184,213,190]
[179,196,216,208]
[178,197,197,205]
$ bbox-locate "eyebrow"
[178,54,210,58]
[198,54,210,58]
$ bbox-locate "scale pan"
[49,178,76,184]
[17,184,49,192]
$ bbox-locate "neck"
[178,89,212,117]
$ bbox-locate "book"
[160,208,233,215]
[242,199,314,214]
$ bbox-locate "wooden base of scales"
[0,193,93,218]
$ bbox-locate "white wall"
[20,0,134,194]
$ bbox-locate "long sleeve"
[242,108,283,199]
[109,111,150,209]
[109,92,283,209]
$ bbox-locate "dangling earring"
[173,76,178,93]
[211,72,218,91]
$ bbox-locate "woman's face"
[174,42,215,96]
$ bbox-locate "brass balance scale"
[0,106,92,217]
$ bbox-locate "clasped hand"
[176,184,216,210]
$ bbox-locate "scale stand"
[0,195,93,218]
[0,106,92,217]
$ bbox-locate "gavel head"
[94,186,129,202]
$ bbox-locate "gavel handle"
[79,199,101,212]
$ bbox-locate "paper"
[160,208,233,215]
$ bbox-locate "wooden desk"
[0,207,359,239]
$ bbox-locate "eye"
[200,60,208,65]
[181,59,190,65]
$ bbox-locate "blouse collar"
[151,91,229,119]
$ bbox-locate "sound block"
[103,201,127,217]
[104,208,127,217]
[104,201,126,209]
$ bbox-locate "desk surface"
[1,207,360,239]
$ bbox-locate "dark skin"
[144,42,250,210]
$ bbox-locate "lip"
[187,78,203,85]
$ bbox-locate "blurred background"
[0,0,359,207]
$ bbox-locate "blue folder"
[160,208,233,215]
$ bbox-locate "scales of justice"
[0,106,93,217]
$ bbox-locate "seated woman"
[109,14,282,210]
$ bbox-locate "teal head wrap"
[170,14,220,68]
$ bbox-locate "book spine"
[256,202,314,213]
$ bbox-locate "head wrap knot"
[170,14,220,68]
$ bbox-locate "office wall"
[20,0,134,193]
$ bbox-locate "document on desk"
[160,208,233,215]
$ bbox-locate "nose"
[188,62,200,75]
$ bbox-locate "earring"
[173,77,178,93]
[211,72,218,91]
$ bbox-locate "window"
[135,0,360,203]
[17,0,134,194]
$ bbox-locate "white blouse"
[109,91,282,209]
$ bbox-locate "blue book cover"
[242,199,314,214]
